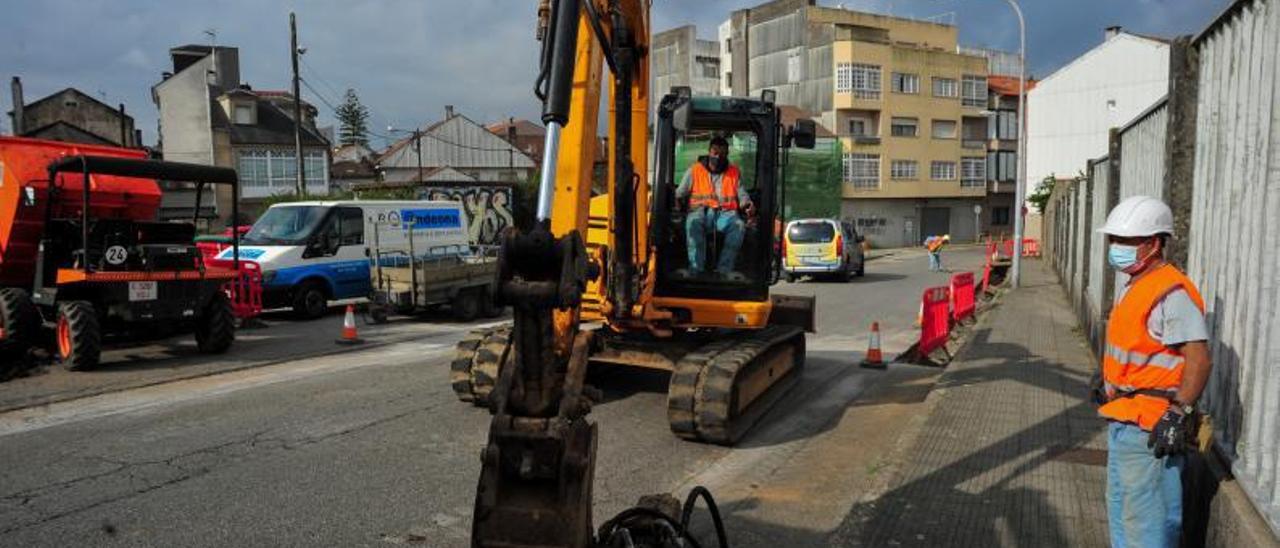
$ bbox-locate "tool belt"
[1109,388,1212,453]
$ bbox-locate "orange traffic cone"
[915,302,923,327]
[335,304,364,345]
[859,322,886,369]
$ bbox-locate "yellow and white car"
[782,218,865,282]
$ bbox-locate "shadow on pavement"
[828,329,1105,547]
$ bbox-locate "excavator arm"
[470,1,671,546]
[470,0,815,544]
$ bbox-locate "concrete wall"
[1118,99,1169,200]
[1186,0,1280,537]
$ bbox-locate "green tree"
[1028,175,1057,214]
[335,88,370,147]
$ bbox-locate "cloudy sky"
[1,0,1227,148]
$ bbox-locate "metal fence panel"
[1188,0,1280,532]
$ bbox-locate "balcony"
[846,135,881,145]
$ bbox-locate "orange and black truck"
[0,136,243,374]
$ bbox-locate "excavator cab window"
[651,96,783,303]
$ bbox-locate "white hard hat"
[1097,195,1174,237]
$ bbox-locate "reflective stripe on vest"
[1097,263,1205,431]
[689,162,740,211]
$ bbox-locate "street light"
[1005,0,1028,288]
[933,0,1026,286]
[388,125,424,185]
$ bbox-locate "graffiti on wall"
[420,186,515,244]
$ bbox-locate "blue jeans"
[1107,422,1184,548]
[928,251,942,271]
[686,208,745,274]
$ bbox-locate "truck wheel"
[784,272,796,283]
[479,289,504,318]
[57,301,101,371]
[452,290,480,322]
[196,292,236,354]
[292,281,328,320]
[1,288,41,377]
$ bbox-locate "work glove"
[1088,371,1107,406]
[1148,407,1188,458]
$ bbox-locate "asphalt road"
[0,246,987,547]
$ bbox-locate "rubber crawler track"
[666,325,806,445]
[450,325,511,406]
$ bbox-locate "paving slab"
[830,259,1110,547]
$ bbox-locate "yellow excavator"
[456,0,817,545]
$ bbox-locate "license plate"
[128,281,158,302]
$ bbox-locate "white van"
[217,200,471,318]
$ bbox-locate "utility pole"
[507,117,516,174]
[290,12,307,197]
[414,129,423,184]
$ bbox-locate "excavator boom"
[466,1,816,545]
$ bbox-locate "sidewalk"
[831,259,1109,547]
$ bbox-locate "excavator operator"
[675,136,756,280]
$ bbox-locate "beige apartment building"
[720,0,992,247]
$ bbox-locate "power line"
[300,78,340,113]
[296,66,520,156]
[299,56,347,100]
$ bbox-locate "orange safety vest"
[1098,263,1205,431]
[689,162,741,211]
[927,239,944,252]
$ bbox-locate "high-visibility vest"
[926,238,944,252]
[689,162,741,211]
[1098,263,1205,431]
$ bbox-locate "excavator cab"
[650,91,805,304]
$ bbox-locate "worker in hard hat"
[1093,195,1210,548]
[924,234,950,272]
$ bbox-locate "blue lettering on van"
[401,208,461,230]
[219,247,266,260]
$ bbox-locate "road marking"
[0,341,454,438]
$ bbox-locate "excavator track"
[666,325,806,445]
[450,325,512,406]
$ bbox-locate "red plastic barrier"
[1021,238,1040,257]
[919,286,952,357]
[951,272,976,322]
[1002,239,1015,259]
[226,261,263,320]
[196,241,226,262]
[981,263,992,294]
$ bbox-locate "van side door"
[329,207,370,299]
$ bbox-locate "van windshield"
[243,206,328,245]
[787,222,835,244]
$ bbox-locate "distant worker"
[924,234,949,272]
[676,136,754,278]
[1093,195,1210,548]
